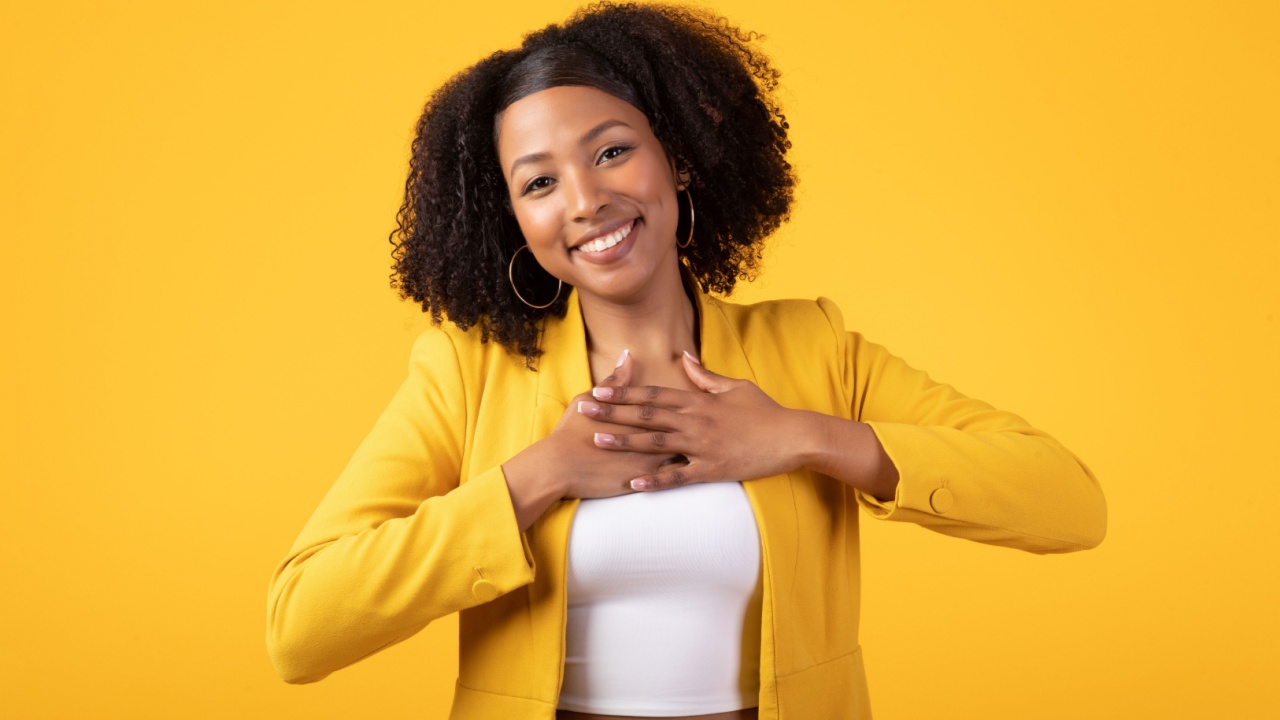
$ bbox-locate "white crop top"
[558,481,763,716]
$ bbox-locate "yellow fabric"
[267,287,1106,719]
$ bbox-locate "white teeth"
[578,221,634,253]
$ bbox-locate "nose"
[563,168,611,221]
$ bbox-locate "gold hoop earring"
[678,188,695,250]
[508,245,563,310]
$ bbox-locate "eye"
[521,176,554,196]
[598,144,634,163]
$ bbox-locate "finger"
[597,348,633,387]
[591,382,695,407]
[681,351,736,393]
[593,430,686,454]
[630,464,698,491]
[576,400,682,430]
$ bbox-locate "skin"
[494,86,898,719]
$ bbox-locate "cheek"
[513,203,565,256]
[637,173,680,231]
[631,156,680,213]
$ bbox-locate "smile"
[575,220,635,254]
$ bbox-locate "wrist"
[797,412,900,501]
[792,409,835,473]
[502,445,567,532]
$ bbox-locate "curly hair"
[390,1,794,366]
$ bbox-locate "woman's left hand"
[578,352,812,490]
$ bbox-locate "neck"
[578,265,699,386]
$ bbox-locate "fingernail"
[577,401,599,416]
[683,350,701,365]
[615,348,630,368]
[594,433,615,446]
[592,386,615,400]
[630,479,649,490]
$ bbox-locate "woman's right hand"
[501,352,680,531]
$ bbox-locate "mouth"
[573,219,637,255]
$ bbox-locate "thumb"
[600,348,633,387]
[682,351,733,393]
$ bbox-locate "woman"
[267,4,1107,719]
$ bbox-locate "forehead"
[496,86,653,164]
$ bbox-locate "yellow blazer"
[267,287,1106,719]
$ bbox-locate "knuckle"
[639,404,656,421]
[651,432,668,448]
[644,385,661,400]
[669,469,688,487]
[614,386,628,400]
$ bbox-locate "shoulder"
[409,319,472,365]
[703,294,854,413]
[705,295,853,388]
[706,294,848,348]
[407,318,527,387]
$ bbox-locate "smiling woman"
[265,3,1107,719]
[497,85,687,310]
[384,5,792,366]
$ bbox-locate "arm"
[267,337,680,683]
[583,297,1105,554]
[819,297,1108,553]
[588,351,901,501]
[266,329,534,684]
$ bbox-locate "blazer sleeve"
[266,327,535,684]
[817,297,1107,554]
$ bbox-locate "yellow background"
[3,1,1276,717]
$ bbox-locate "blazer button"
[472,579,500,602]
[929,488,955,513]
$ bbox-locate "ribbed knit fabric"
[558,481,762,716]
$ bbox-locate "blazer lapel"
[696,290,798,575]
[697,290,796,714]
[519,290,592,699]
[527,287,590,589]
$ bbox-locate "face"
[496,85,686,307]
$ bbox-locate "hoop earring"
[678,188,695,250]
[508,245,563,310]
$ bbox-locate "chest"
[566,481,762,600]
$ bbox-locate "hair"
[390,1,795,366]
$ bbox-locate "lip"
[571,217,637,250]
[571,218,640,265]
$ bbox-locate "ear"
[669,154,692,191]
[676,170,692,191]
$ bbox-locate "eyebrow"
[508,119,634,175]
